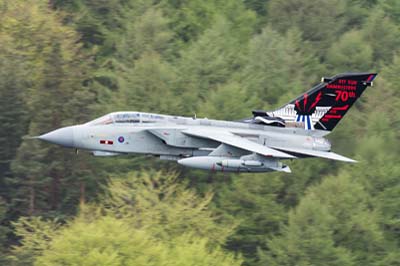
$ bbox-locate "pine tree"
[326,30,373,72]
[240,27,320,108]
[215,174,286,264]
[176,16,254,114]
[7,0,97,218]
[0,52,29,195]
[260,174,391,266]
[11,171,242,266]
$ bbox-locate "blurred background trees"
[0,0,399,265]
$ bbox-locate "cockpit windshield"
[113,112,140,123]
[87,112,167,126]
[86,114,113,126]
[140,113,165,123]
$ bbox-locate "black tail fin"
[263,73,377,131]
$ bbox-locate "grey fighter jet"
[36,73,377,173]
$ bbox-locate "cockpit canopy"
[86,112,167,126]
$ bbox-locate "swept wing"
[182,128,295,159]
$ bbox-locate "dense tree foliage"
[0,0,399,265]
[10,172,242,266]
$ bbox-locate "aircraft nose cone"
[38,126,75,147]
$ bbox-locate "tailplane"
[252,73,377,132]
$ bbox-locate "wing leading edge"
[182,128,295,159]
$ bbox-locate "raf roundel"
[118,136,125,143]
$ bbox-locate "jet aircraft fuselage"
[36,73,377,173]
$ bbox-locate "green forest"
[0,0,399,265]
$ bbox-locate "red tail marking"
[331,105,349,111]
[308,91,322,112]
[303,93,308,111]
[295,100,300,110]
[324,114,342,119]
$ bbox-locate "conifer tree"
[7,0,96,217]
[260,174,391,266]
